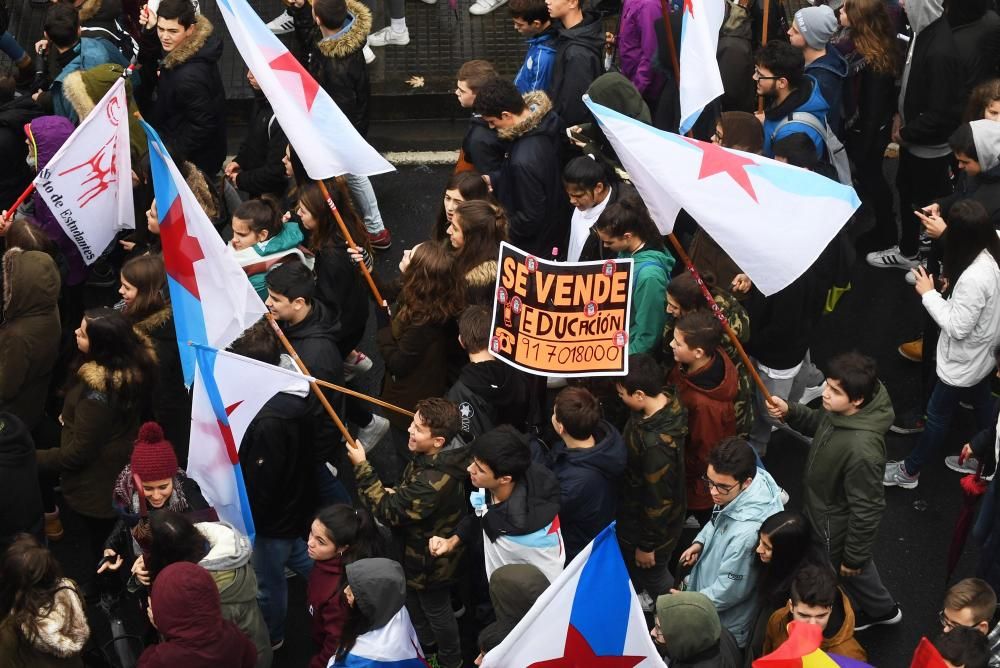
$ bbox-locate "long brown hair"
[396,243,465,328]
[297,180,370,254]
[433,171,495,241]
[450,200,508,276]
[0,535,83,647]
[844,0,899,76]
[121,254,167,323]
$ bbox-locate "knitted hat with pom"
[130,422,178,482]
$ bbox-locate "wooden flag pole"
[758,0,772,113]
[665,233,775,406]
[313,379,414,418]
[265,313,358,448]
[315,178,390,315]
[658,0,681,81]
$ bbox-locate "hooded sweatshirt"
[536,420,627,560]
[550,12,605,126]
[617,394,688,554]
[477,563,551,645]
[445,359,529,444]
[140,562,257,668]
[688,467,785,647]
[805,48,848,133]
[655,591,741,667]
[196,522,273,668]
[762,76,830,158]
[763,588,867,659]
[786,382,893,568]
[0,579,89,667]
[0,413,44,545]
[939,120,1000,228]
[668,352,739,511]
[0,249,61,431]
[576,73,652,172]
[621,245,675,354]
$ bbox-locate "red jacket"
[307,556,350,668]
[669,352,738,511]
[138,562,256,668]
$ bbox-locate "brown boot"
[898,338,923,363]
[44,507,64,541]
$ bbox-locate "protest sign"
[490,242,634,377]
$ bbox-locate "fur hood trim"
[162,15,214,70]
[132,303,173,335]
[25,580,90,657]
[2,246,20,314]
[497,91,553,141]
[183,162,219,219]
[465,259,498,287]
[77,0,101,22]
[77,333,156,392]
[61,70,93,120]
[317,0,372,58]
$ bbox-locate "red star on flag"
[683,0,694,17]
[528,626,645,668]
[159,198,206,299]
[684,137,759,203]
[269,52,320,112]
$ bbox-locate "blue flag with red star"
[215,0,393,180]
[586,98,861,296]
[141,120,267,385]
[481,523,666,668]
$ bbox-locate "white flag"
[33,77,133,264]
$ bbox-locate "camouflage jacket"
[616,393,688,554]
[354,440,470,590]
[662,287,755,437]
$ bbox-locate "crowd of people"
[1,0,1000,663]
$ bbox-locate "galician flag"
[215,0,394,180]
[587,98,861,296]
[142,120,267,385]
[33,76,134,264]
[188,344,312,541]
[678,0,726,134]
[481,524,665,668]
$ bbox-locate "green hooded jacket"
[623,246,675,355]
[786,381,894,569]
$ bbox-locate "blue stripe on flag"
[505,523,560,549]
[568,524,631,656]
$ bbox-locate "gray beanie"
[794,5,839,50]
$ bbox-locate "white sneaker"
[362,43,376,64]
[469,0,508,14]
[798,381,826,405]
[357,414,390,451]
[945,455,980,474]
[866,245,919,270]
[367,26,410,47]
[266,9,295,35]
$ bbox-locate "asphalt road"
[56,162,988,668]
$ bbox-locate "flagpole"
[664,233,776,407]
[658,0,681,82]
[758,0,771,113]
[265,313,360,448]
[1,182,36,222]
[313,379,414,418]
[316,178,390,315]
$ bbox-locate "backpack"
[773,111,852,185]
[81,19,138,64]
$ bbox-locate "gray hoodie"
[898,0,948,157]
[972,119,1000,172]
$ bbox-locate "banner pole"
[657,0,681,81]
[316,178,390,316]
[313,379,414,418]
[665,233,775,406]
[2,182,36,222]
[265,313,359,448]
[758,0,772,113]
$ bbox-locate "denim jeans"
[903,375,996,475]
[0,33,25,61]
[315,462,353,506]
[252,536,314,643]
[343,173,385,234]
[748,352,824,456]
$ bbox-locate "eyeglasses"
[701,475,738,494]
[939,610,976,631]
[753,68,781,81]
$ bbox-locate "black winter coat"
[0,413,43,548]
[487,92,571,259]
[232,92,289,199]
[308,1,372,136]
[951,8,1000,93]
[462,116,507,174]
[313,242,370,353]
[899,17,965,148]
[0,96,43,209]
[146,16,228,175]
[444,359,529,444]
[550,12,604,126]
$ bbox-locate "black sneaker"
[890,409,925,435]
[854,604,902,631]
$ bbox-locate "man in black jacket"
[546,0,603,126]
[224,70,289,200]
[0,61,42,212]
[140,0,227,175]
[476,78,571,258]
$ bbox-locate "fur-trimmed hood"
[132,303,173,337]
[465,259,498,287]
[24,580,90,657]
[77,0,122,24]
[497,91,554,141]
[317,0,372,58]
[77,334,156,393]
[62,64,147,161]
[161,15,219,70]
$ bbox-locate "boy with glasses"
[753,39,829,158]
[678,437,784,648]
[940,578,1000,665]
